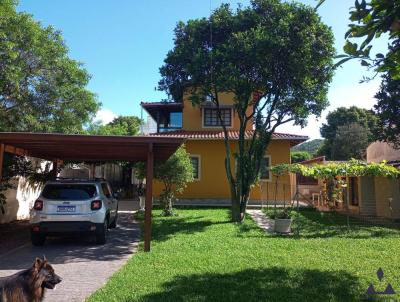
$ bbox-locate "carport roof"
[0,132,184,162]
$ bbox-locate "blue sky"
[17,0,387,139]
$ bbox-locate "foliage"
[264,207,293,219]
[319,106,379,159]
[134,146,193,216]
[291,151,312,163]
[331,123,371,160]
[89,209,400,302]
[87,116,142,136]
[0,154,56,214]
[291,139,324,155]
[374,74,400,148]
[271,159,400,180]
[158,0,335,222]
[333,0,400,81]
[0,0,99,133]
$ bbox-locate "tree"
[331,123,370,160]
[291,151,312,163]
[135,146,194,216]
[291,139,325,155]
[87,116,142,136]
[0,0,99,133]
[332,0,400,80]
[158,0,335,222]
[319,106,379,159]
[374,74,400,148]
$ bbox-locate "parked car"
[30,179,119,246]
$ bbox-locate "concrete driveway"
[0,200,140,302]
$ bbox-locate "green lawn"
[88,208,400,302]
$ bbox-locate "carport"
[0,132,184,252]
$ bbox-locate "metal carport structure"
[0,132,185,252]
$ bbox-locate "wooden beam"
[144,143,154,252]
[0,144,4,182]
[4,145,28,156]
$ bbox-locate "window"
[203,108,232,127]
[260,157,271,180]
[190,156,200,180]
[42,184,97,201]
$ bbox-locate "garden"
[88,208,400,302]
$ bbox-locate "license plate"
[57,205,76,213]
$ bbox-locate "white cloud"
[276,80,381,140]
[94,109,118,125]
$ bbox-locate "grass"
[88,208,400,302]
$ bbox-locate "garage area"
[0,132,184,301]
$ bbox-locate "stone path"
[247,209,275,234]
[0,200,140,302]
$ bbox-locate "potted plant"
[274,208,293,233]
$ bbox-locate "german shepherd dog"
[0,256,62,302]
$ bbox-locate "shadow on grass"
[136,210,231,243]
[289,210,400,239]
[128,267,362,302]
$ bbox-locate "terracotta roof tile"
[148,130,308,145]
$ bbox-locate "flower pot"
[274,218,292,233]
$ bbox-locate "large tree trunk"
[230,188,249,223]
[231,195,241,222]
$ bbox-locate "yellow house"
[141,92,307,204]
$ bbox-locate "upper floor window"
[203,108,232,127]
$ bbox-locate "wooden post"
[90,163,95,179]
[0,144,4,182]
[156,111,160,133]
[346,175,350,229]
[144,143,154,252]
[52,159,58,180]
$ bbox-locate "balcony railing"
[158,126,182,133]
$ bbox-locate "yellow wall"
[182,91,253,131]
[153,139,292,202]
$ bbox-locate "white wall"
[0,177,42,224]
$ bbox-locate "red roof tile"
[148,130,308,145]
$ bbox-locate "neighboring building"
[294,142,400,220]
[363,142,400,220]
[294,156,325,203]
[141,91,308,204]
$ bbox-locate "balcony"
[141,102,183,133]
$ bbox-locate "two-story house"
[141,91,308,204]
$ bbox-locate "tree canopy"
[158,0,335,222]
[87,116,142,136]
[374,74,400,148]
[319,106,379,159]
[0,0,99,133]
[291,151,312,163]
[291,139,324,155]
[333,0,400,80]
[135,146,194,216]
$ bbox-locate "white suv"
[30,179,119,246]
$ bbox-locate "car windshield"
[42,184,97,200]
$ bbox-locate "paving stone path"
[247,209,275,234]
[0,200,140,302]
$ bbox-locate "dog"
[0,256,62,302]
